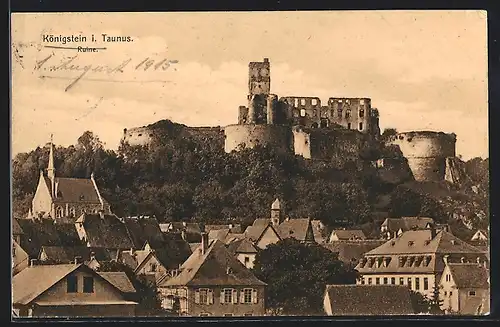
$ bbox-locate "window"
[300,99,306,106]
[150,263,157,272]
[359,122,363,130]
[359,109,365,118]
[375,277,380,285]
[312,99,318,105]
[444,291,448,296]
[415,277,420,290]
[391,277,396,285]
[469,291,476,296]
[407,278,412,289]
[243,288,253,303]
[69,207,76,217]
[223,288,233,304]
[330,110,335,117]
[300,109,306,117]
[360,99,365,105]
[56,207,64,218]
[244,257,250,264]
[294,98,299,107]
[399,277,404,285]
[361,278,365,285]
[83,277,94,293]
[423,278,429,290]
[368,278,372,285]
[383,277,388,284]
[347,123,351,129]
[449,291,453,296]
[337,109,343,118]
[345,109,351,118]
[67,275,78,293]
[200,289,208,304]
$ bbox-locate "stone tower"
[271,198,282,226]
[247,58,271,124]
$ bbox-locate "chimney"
[74,256,83,264]
[98,210,105,219]
[30,259,38,267]
[201,232,209,255]
[430,226,437,239]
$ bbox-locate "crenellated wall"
[387,131,457,182]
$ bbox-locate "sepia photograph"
[10,10,489,318]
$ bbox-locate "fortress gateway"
[122,58,461,183]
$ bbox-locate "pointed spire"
[47,134,55,181]
[271,198,281,210]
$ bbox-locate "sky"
[11,11,488,160]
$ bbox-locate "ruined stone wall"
[326,97,373,133]
[122,126,155,146]
[280,96,323,128]
[387,131,457,182]
[248,58,270,96]
[224,124,293,154]
[292,127,370,161]
[186,127,225,149]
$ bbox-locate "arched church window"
[69,207,76,217]
[56,207,64,218]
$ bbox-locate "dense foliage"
[12,122,490,237]
[251,239,358,315]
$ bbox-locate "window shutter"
[232,289,238,304]
[252,289,258,304]
[208,289,214,304]
[240,289,245,303]
[194,289,200,304]
[220,289,225,304]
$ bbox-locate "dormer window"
[424,240,430,246]
[226,267,233,275]
[408,241,414,246]
[79,194,85,201]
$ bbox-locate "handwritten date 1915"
[135,58,179,71]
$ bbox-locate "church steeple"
[271,198,282,226]
[47,134,55,181]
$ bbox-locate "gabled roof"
[448,263,489,289]
[12,264,82,305]
[278,218,314,242]
[244,223,281,244]
[381,217,434,232]
[12,263,134,305]
[226,238,259,254]
[322,240,386,265]
[135,234,192,272]
[77,214,134,249]
[122,217,164,249]
[324,285,414,315]
[164,222,202,234]
[47,176,102,204]
[205,224,242,234]
[252,218,271,227]
[40,246,113,263]
[97,272,136,293]
[12,219,24,235]
[330,229,366,241]
[160,240,266,287]
[208,228,231,242]
[15,218,84,258]
[365,230,484,256]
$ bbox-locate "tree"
[252,238,358,315]
[98,261,168,316]
[409,290,431,314]
[428,284,444,314]
[381,128,398,139]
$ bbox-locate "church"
[29,137,112,220]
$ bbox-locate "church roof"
[48,176,102,204]
[159,240,266,287]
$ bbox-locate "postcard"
[11,11,489,318]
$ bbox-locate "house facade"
[355,229,488,299]
[158,234,266,316]
[12,263,137,317]
[439,260,490,315]
[30,139,111,220]
[328,229,366,242]
[12,240,29,276]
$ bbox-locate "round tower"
[387,131,457,182]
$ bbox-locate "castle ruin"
[121,58,463,183]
